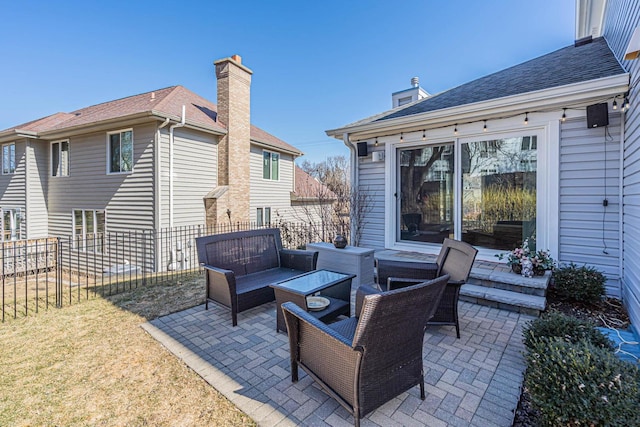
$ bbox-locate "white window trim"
[106,129,134,175]
[2,142,15,175]
[262,150,280,181]
[384,116,558,261]
[51,139,70,177]
[1,207,22,241]
[256,206,272,227]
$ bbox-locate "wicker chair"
[281,275,449,427]
[378,238,478,338]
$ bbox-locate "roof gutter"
[326,73,629,141]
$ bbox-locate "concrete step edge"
[461,284,546,310]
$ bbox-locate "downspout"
[156,117,170,271]
[342,132,357,240]
[618,110,625,300]
[169,106,186,229]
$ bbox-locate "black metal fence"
[1,221,344,321]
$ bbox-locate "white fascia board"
[327,73,629,140]
[0,130,38,143]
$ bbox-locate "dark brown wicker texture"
[195,228,318,326]
[282,275,450,427]
[378,238,478,338]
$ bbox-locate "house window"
[108,130,133,173]
[397,134,538,251]
[73,209,105,252]
[256,207,271,227]
[2,143,15,174]
[262,151,279,180]
[1,208,21,241]
[52,140,70,177]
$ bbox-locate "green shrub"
[525,338,640,426]
[523,311,613,350]
[552,263,606,304]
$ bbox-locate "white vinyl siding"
[603,0,640,328]
[161,128,217,228]
[558,115,622,297]
[48,124,156,236]
[51,140,69,177]
[356,155,386,249]
[250,146,294,222]
[26,140,49,238]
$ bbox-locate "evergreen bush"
[525,338,640,426]
[552,263,606,304]
[523,311,613,350]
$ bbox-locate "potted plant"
[496,238,555,275]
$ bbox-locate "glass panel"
[52,143,60,176]
[3,211,10,241]
[74,210,83,250]
[265,207,271,225]
[263,152,270,179]
[272,270,350,294]
[61,141,69,176]
[3,146,8,174]
[271,153,279,180]
[96,211,105,253]
[9,144,15,173]
[121,131,132,172]
[257,208,263,227]
[398,143,454,244]
[110,134,120,173]
[85,211,95,252]
[461,136,537,251]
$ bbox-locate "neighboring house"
[0,55,304,245]
[327,1,640,331]
[289,166,338,226]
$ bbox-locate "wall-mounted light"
[374,137,378,146]
[400,132,404,142]
[561,108,566,122]
[422,130,426,141]
[524,112,529,125]
[483,121,487,132]
[612,99,618,110]
[454,124,458,135]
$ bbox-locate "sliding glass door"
[397,135,537,251]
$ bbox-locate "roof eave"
[0,129,38,143]
[326,73,630,140]
[37,111,227,140]
[251,139,303,157]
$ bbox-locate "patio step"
[460,284,546,316]
[373,249,550,316]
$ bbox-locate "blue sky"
[0,0,576,164]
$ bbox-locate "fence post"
[56,237,62,308]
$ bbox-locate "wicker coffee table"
[271,269,355,333]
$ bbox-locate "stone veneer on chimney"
[214,55,253,224]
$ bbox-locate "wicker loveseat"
[282,275,449,427]
[195,228,318,326]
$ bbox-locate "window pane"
[257,208,263,226]
[61,141,69,176]
[9,144,15,173]
[265,207,271,225]
[121,131,132,172]
[52,143,60,176]
[263,152,270,179]
[3,146,8,174]
[110,134,120,172]
[461,136,537,251]
[271,153,279,180]
[398,144,454,244]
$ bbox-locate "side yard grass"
[0,274,255,426]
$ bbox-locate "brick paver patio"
[142,299,532,426]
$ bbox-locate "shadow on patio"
[142,299,532,426]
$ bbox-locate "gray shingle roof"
[377,37,625,122]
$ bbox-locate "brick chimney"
[214,54,253,223]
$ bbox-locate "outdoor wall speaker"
[357,141,368,157]
[586,103,609,128]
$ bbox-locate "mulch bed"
[511,290,631,427]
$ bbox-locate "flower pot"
[534,267,546,276]
[511,264,522,274]
[333,235,347,249]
